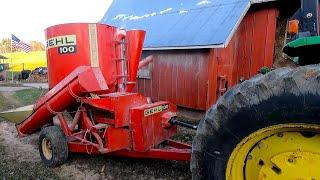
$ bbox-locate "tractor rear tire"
[39,126,68,167]
[191,65,320,179]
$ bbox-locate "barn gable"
[100,0,266,50]
[100,0,296,112]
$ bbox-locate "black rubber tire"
[191,65,320,180]
[39,126,68,167]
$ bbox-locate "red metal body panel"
[46,23,115,90]
[63,99,188,160]
[82,93,148,128]
[126,30,146,92]
[68,140,191,161]
[130,102,177,152]
[112,146,191,161]
[46,23,145,92]
[137,7,279,110]
[106,127,131,151]
[68,142,100,154]
[16,66,108,136]
[17,23,192,162]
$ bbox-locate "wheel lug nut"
[258,142,264,148]
[277,133,283,137]
[288,158,294,163]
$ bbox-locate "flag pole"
[10,35,14,83]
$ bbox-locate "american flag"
[11,34,31,53]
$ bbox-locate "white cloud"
[197,0,211,6]
[159,8,173,15]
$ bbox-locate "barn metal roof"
[100,0,269,50]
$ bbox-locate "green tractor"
[192,0,320,179]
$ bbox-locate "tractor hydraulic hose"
[170,117,198,130]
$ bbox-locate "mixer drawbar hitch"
[169,117,198,130]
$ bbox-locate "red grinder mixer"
[16,23,194,167]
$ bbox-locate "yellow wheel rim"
[42,137,53,160]
[226,123,320,180]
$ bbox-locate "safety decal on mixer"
[46,35,77,54]
[144,104,169,117]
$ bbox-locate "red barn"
[102,0,299,113]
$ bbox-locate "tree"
[0,38,45,53]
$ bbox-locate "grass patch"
[13,88,47,106]
[0,93,7,111]
[0,93,5,105]
[0,93,16,112]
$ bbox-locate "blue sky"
[0,0,112,43]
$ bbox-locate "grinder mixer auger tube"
[16,23,193,167]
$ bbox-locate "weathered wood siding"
[207,7,279,107]
[136,50,209,110]
[137,6,279,110]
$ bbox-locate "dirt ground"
[0,88,195,180]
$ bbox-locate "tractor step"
[283,36,320,65]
